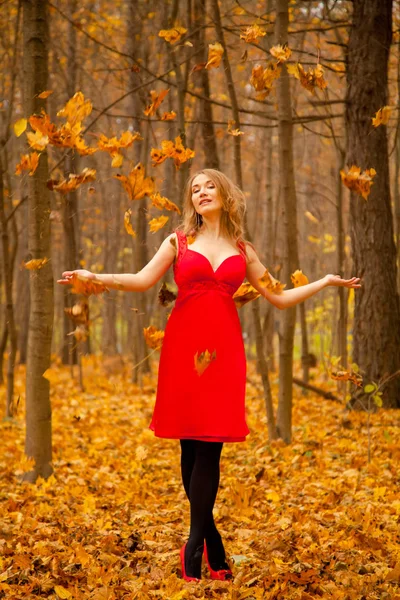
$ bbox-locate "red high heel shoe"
[204,542,233,580]
[180,543,201,582]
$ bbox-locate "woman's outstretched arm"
[245,245,361,310]
[57,233,177,292]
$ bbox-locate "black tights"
[180,439,229,578]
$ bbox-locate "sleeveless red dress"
[149,230,249,443]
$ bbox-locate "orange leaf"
[250,63,281,99]
[150,192,181,214]
[258,269,286,294]
[372,106,392,127]
[330,369,363,387]
[57,91,92,127]
[270,44,292,63]
[64,301,89,325]
[290,269,309,287]
[26,130,49,151]
[38,90,53,99]
[205,42,224,69]
[194,349,216,376]
[67,325,88,343]
[50,168,96,194]
[143,325,164,349]
[340,165,376,200]
[151,136,195,169]
[144,89,169,117]
[161,111,176,121]
[24,257,50,270]
[287,62,327,94]
[70,273,108,297]
[233,282,261,308]
[114,163,155,200]
[97,131,142,154]
[240,24,266,43]
[124,208,136,237]
[15,152,40,176]
[149,215,169,233]
[158,26,187,44]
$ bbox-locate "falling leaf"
[287,62,327,94]
[26,130,49,151]
[38,90,53,99]
[150,192,181,214]
[259,269,286,294]
[57,91,92,127]
[49,168,96,194]
[227,120,244,136]
[70,273,108,296]
[340,165,376,200]
[205,42,224,69]
[143,325,164,349]
[29,109,96,155]
[15,152,40,176]
[233,283,261,308]
[158,26,187,44]
[13,118,27,137]
[161,111,177,121]
[111,153,123,168]
[250,63,281,99]
[114,163,155,200]
[304,211,319,224]
[151,136,195,168]
[24,257,50,270]
[158,282,177,306]
[240,24,266,43]
[194,349,216,376]
[291,269,309,287]
[67,325,88,343]
[144,89,169,117]
[270,44,292,63]
[124,208,136,237]
[330,368,363,387]
[371,106,392,127]
[64,301,89,325]
[149,215,169,233]
[308,235,320,244]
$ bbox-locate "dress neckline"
[187,248,244,274]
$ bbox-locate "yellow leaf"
[13,118,27,137]
[307,235,320,244]
[291,269,309,287]
[240,24,266,43]
[149,215,169,233]
[54,585,72,599]
[111,152,123,168]
[270,44,292,63]
[38,90,53,99]
[114,163,155,200]
[304,210,319,224]
[372,106,392,127]
[205,42,224,69]
[227,120,244,136]
[26,130,49,151]
[258,269,286,294]
[124,208,136,237]
[74,544,90,566]
[24,257,50,270]
[266,491,280,503]
[143,325,164,349]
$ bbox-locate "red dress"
[149,230,249,443]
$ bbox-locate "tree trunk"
[275,0,300,442]
[345,0,400,407]
[22,0,53,481]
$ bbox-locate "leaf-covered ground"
[1,357,400,599]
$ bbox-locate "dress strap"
[175,229,188,265]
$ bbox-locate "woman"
[58,169,361,582]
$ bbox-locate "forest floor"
[1,356,400,600]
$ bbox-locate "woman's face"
[191,174,223,219]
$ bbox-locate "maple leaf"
[291,269,309,287]
[114,163,155,200]
[250,63,281,99]
[143,89,169,117]
[259,269,286,294]
[233,282,261,308]
[29,110,96,155]
[270,44,292,63]
[98,131,142,167]
[67,325,89,343]
[158,282,177,307]
[15,152,40,176]
[23,257,50,270]
[57,91,92,127]
[330,368,363,387]
[340,165,376,200]
[70,273,108,296]
[37,90,53,99]
[149,215,169,233]
[151,136,195,169]
[371,106,392,127]
[240,24,266,43]
[205,42,224,69]
[227,120,244,136]
[287,62,327,94]
[150,192,181,214]
[13,118,27,137]
[143,325,164,349]
[158,26,187,44]
[194,349,216,376]
[26,130,49,151]
[49,168,96,194]
[124,208,136,237]
[161,111,176,121]
[64,301,89,325]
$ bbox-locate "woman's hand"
[324,274,361,288]
[57,269,96,286]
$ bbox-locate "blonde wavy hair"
[178,169,247,251]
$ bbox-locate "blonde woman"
[58,169,360,582]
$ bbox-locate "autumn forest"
[1,0,400,598]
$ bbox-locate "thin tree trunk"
[275,0,300,443]
[22,0,53,481]
[345,0,400,407]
